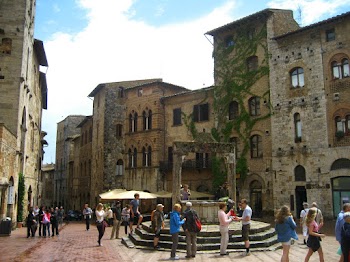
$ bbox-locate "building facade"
[0,0,48,225]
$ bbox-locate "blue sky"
[34,0,350,163]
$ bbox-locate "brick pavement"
[0,220,341,262]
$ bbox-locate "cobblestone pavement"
[0,220,341,262]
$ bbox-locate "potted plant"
[17,173,25,228]
[335,130,345,139]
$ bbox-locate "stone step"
[124,233,279,251]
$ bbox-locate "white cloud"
[267,0,350,25]
[42,0,238,163]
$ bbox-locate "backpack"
[192,212,202,233]
[150,209,156,222]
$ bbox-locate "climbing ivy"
[17,173,25,222]
[183,25,271,188]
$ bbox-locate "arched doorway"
[250,180,262,218]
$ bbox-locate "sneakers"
[245,251,251,256]
[170,256,179,260]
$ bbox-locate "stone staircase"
[122,220,281,253]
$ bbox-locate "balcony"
[159,159,212,173]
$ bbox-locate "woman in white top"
[95,203,108,246]
[218,202,233,256]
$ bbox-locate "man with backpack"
[152,204,165,250]
[183,202,200,258]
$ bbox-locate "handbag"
[193,212,202,232]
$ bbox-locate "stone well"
[180,200,225,224]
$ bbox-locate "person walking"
[304,208,326,262]
[130,193,143,231]
[152,203,165,250]
[38,206,45,237]
[121,204,131,235]
[235,198,252,256]
[95,203,108,246]
[275,205,298,262]
[83,203,93,231]
[341,212,350,262]
[50,207,59,236]
[312,202,324,229]
[300,202,309,245]
[58,206,65,228]
[183,201,199,258]
[335,203,350,262]
[110,201,122,239]
[169,203,186,260]
[218,202,234,256]
[42,208,51,237]
[26,207,37,238]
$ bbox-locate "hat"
[344,212,350,219]
[186,202,192,207]
[157,204,164,208]
[303,202,309,207]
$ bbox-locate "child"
[304,208,326,262]
[275,205,298,262]
[121,204,131,235]
[341,212,350,262]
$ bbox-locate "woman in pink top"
[304,208,326,262]
[218,202,233,256]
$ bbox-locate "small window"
[294,165,306,181]
[326,28,335,42]
[143,109,152,131]
[173,108,182,126]
[196,153,209,168]
[138,88,143,97]
[228,101,239,120]
[250,135,262,158]
[248,97,260,116]
[225,35,234,48]
[294,113,302,143]
[193,103,209,122]
[116,124,123,138]
[116,159,123,176]
[247,56,258,71]
[290,67,304,88]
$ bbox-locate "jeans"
[43,223,50,236]
[85,217,90,230]
[185,231,197,257]
[51,222,58,235]
[220,225,229,254]
[171,233,179,258]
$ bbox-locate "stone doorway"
[250,180,262,218]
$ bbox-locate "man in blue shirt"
[335,203,350,262]
[130,193,143,232]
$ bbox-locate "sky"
[34,0,350,164]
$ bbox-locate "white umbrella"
[99,189,127,200]
[100,190,157,200]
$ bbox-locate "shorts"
[132,213,142,223]
[282,239,292,246]
[154,227,161,238]
[242,224,250,241]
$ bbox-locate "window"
[225,35,234,48]
[326,28,335,42]
[248,97,260,116]
[229,137,239,158]
[247,56,258,71]
[250,135,262,158]
[128,148,137,168]
[118,87,124,98]
[290,67,304,88]
[332,58,349,79]
[143,109,152,131]
[173,108,182,125]
[294,165,306,181]
[196,153,209,168]
[116,124,123,138]
[116,160,123,175]
[1,38,12,54]
[129,112,138,132]
[137,88,143,97]
[294,113,302,143]
[228,101,239,120]
[335,116,344,132]
[347,115,350,134]
[193,103,209,122]
[142,146,152,167]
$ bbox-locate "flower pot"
[17,222,23,228]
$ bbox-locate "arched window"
[294,165,306,181]
[250,135,262,158]
[116,124,123,138]
[228,101,239,120]
[247,56,258,71]
[143,109,152,131]
[248,97,260,116]
[331,158,350,170]
[342,58,349,78]
[335,116,344,132]
[128,148,136,168]
[290,67,304,88]
[129,114,133,132]
[332,58,350,79]
[134,113,138,132]
[116,159,123,176]
[142,146,152,167]
[129,112,138,132]
[294,113,302,142]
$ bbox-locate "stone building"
[0,0,48,224]
[55,115,85,209]
[87,79,188,205]
[41,163,55,207]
